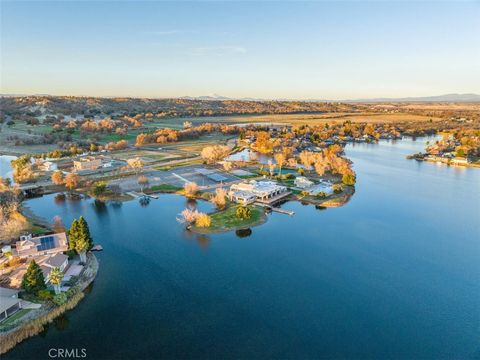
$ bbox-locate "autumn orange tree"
[51,171,64,185]
[65,173,79,191]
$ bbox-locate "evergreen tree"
[78,216,94,250]
[68,216,94,262]
[68,219,79,251]
[22,260,47,294]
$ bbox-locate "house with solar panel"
[15,233,68,258]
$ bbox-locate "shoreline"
[409,157,480,168]
[190,210,268,235]
[0,253,99,355]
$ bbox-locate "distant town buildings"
[38,160,57,172]
[73,156,102,171]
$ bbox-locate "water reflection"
[92,200,107,213]
[53,314,70,332]
[39,323,49,338]
[186,198,197,210]
[66,193,82,201]
[235,228,252,238]
[139,197,150,207]
[54,193,66,204]
[83,281,94,295]
[196,234,210,249]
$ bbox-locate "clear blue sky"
[1,1,479,99]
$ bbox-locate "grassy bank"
[145,184,182,193]
[192,205,266,234]
[293,186,355,208]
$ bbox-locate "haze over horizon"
[1,1,479,100]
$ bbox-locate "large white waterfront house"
[229,180,290,205]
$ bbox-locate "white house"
[451,157,470,165]
[229,180,290,204]
[294,176,314,189]
[39,161,57,172]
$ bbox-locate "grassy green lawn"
[203,205,265,232]
[146,184,182,193]
[68,130,141,144]
[10,121,53,134]
[0,309,30,327]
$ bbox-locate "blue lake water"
[4,138,480,359]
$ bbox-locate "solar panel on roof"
[37,236,55,251]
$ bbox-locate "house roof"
[16,233,68,257]
[45,253,68,268]
[41,265,52,278]
[0,296,21,314]
[0,286,19,297]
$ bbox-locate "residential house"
[38,160,57,172]
[294,176,314,189]
[73,156,102,171]
[16,233,68,259]
[0,287,21,321]
[40,253,69,283]
[451,157,470,165]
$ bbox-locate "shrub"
[210,188,227,209]
[66,288,76,298]
[195,213,212,228]
[333,183,344,193]
[184,182,198,197]
[66,276,78,287]
[37,289,54,301]
[92,181,107,196]
[297,168,305,175]
[316,191,327,198]
[179,208,198,224]
[342,174,356,186]
[52,293,67,306]
[236,206,251,220]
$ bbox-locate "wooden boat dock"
[255,203,295,216]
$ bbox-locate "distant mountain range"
[347,93,480,103]
[3,93,480,103]
[180,93,480,103]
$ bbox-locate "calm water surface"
[5,138,480,359]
